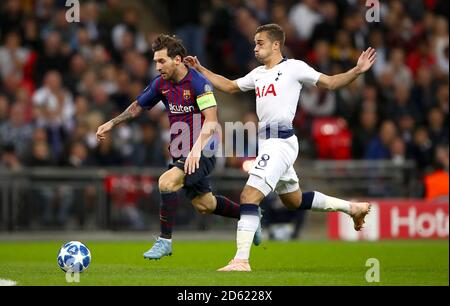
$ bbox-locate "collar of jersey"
[264,57,288,71]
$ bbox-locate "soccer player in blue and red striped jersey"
[96,34,261,260]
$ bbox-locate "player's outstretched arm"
[184,56,240,94]
[96,100,143,141]
[317,47,376,90]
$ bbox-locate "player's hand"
[355,47,376,74]
[185,151,200,175]
[96,121,114,141]
[184,56,202,70]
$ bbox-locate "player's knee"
[240,187,264,204]
[158,176,178,193]
[192,199,213,215]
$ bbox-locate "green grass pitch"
[0,240,448,286]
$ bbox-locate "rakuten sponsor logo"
[169,104,195,114]
[391,207,449,238]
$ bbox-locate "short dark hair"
[256,24,285,47]
[152,34,187,59]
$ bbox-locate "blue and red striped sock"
[213,195,240,219]
[160,192,179,239]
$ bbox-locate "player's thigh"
[247,138,297,197]
[158,167,185,192]
[191,192,216,214]
[276,166,301,209]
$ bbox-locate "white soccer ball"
[57,241,91,273]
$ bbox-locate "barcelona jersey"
[136,68,218,158]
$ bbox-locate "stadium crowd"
[0,0,448,200]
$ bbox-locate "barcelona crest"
[183,90,191,100]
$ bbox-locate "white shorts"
[246,135,300,197]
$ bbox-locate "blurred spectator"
[411,65,435,116]
[164,0,208,64]
[310,0,338,46]
[427,107,449,147]
[368,29,388,78]
[0,95,10,125]
[90,84,117,121]
[111,6,147,57]
[0,102,33,159]
[63,53,88,94]
[33,31,69,85]
[0,0,23,40]
[80,1,101,42]
[93,135,123,166]
[380,48,413,89]
[433,16,449,77]
[289,0,322,41]
[387,84,421,123]
[0,144,22,171]
[329,30,359,69]
[132,120,166,167]
[411,126,434,171]
[300,86,336,117]
[308,40,333,75]
[390,137,407,165]
[435,81,449,117]
[352,105,378,159]
[365,120,397,160]
[424,144,449,201]
[33,70,75,127]
[0,31,30,79]
[231,7,260,73]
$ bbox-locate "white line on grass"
[0,279,17,286]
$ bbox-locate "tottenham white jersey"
[236,59,321,130]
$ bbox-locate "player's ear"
[273,41,280,51]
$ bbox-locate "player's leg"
[191,192,238,218]
[279,187,371,231]
[187,156,262,245]
[218,137,294,271]
[143,166,184,260]
[275,165,371,231]
[158,167,185,238]
[217,182,266,272]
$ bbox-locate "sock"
[213,195,240,219]
[160,192,179,239]
[299,191,351,214]
[235,204,260,260]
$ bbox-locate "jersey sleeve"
[290,60,322,86]
[136,77,163,110]
[236,69,256,92]
[192,75,217,111]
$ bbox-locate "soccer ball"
[57,241,91,273]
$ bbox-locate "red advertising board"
[328,200,449,240]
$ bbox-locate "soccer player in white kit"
[185,24,376,272]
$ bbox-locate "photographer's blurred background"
[0,0,448,240]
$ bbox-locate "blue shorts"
[170,155,216,200]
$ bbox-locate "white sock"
[159,237,172,243]
[234,214,260,260]
[311,191,351,214]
